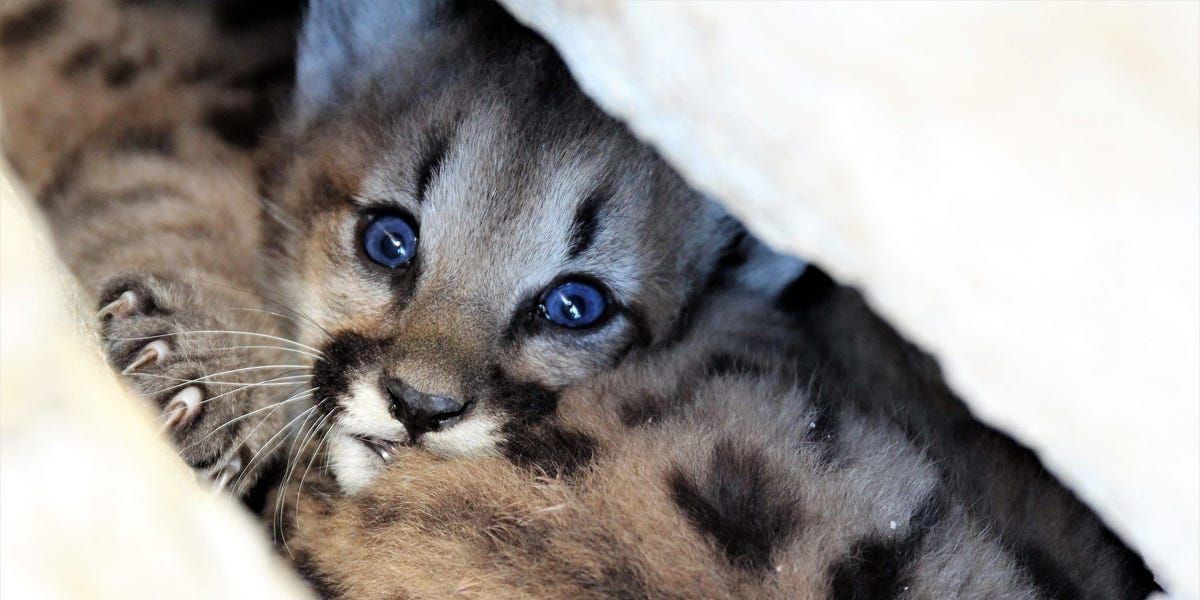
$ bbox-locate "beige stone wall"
[498,2,1199,597]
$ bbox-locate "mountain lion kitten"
[0,0,1156,597]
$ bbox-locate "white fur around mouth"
[328,432,396,494]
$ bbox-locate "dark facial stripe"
[567,187,606,258]
[668,439,800,572]
[312,331,388,419]
[828,492,944,600]
[0,0,61,49]
[414,135,448,204]
[500,421,596,478]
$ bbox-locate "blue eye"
[363,215,417,268]
[540,280,608,328]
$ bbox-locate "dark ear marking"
[567,187,607,259]
[776,264,835,314]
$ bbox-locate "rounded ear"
[703,198,809,297]
[294,0,455,124]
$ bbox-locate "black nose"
[384,378,468,440]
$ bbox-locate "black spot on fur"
[213,0,301,32]
[1011,545,1084,600]
[619,394,665,428]
[487,370,588,478]
[799,376,847,467]
[502,421,596,478]
[203,100,272,148]
[828,493,944,600]
[619,384,698,429]
[292,552,341,599]
[227,56,296,91]
[114,127,175,156]
[241,455,285,515]
[702,352,767,379]
[573,560,651,600]
[102,58,139,87]
[490,368,561,426]
[668,439,800,572]
[0,1,61,49]
[776,264,834,314]
[568,186,606,258]
[357,493,405,530]
[60,42,101,76]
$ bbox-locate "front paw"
[97,273,311,494]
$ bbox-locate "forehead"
[356,93,651,304]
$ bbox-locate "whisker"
[142,364,314,398]
[289,421,336,554]
[269,408,323,545]
[238,404,319,493]
[221,306,326,336]
[175,383,316,455]
[132,368,311,392]
[203,392,314,443]
[279,411,333,554]
[106,329,325,355]
[173,274,333,340]
[187,344,325,362]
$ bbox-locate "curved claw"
[98,290,138,320]
[159,386,203,433]
[211,454,244,494]
[122,340,170,374]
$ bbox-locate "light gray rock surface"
[499,2,1199,596]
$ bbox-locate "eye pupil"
[542,281,607,328]
[363,215,417,268]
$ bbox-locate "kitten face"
[274,2,733,492]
